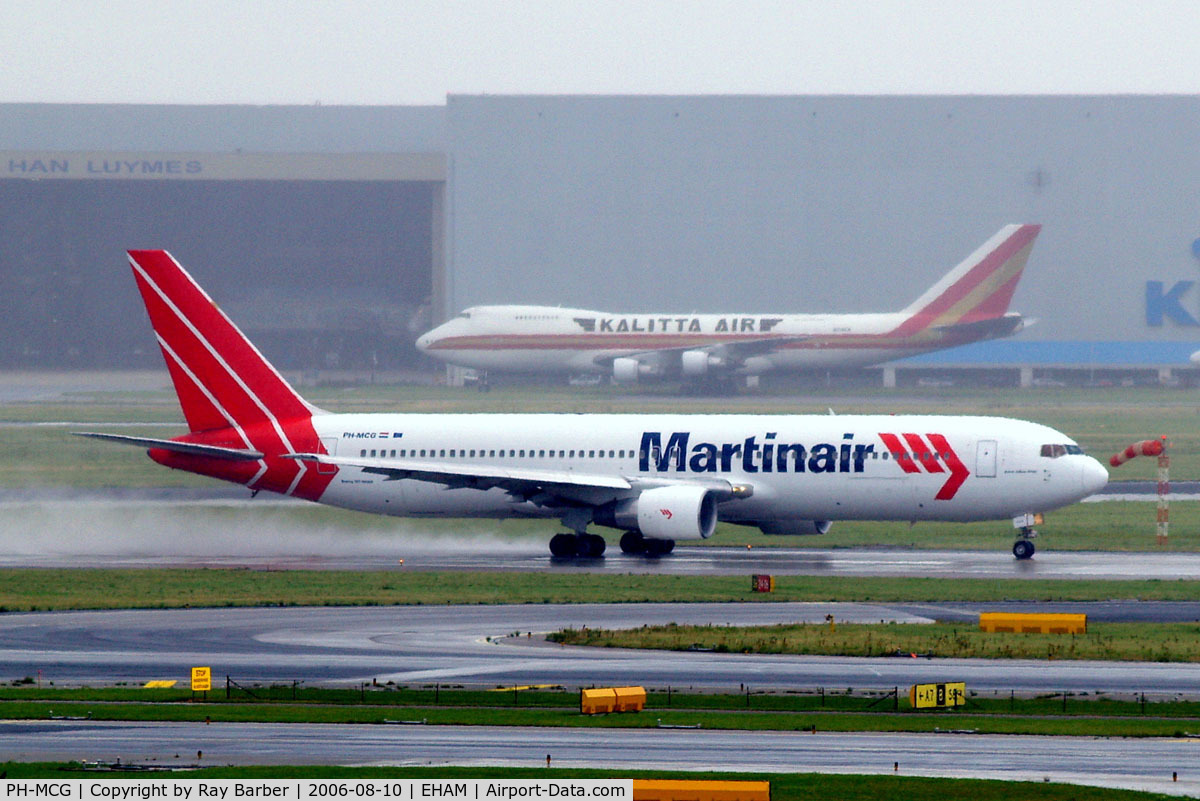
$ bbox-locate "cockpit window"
[456,312,471,319]
[1040,444,1083,458]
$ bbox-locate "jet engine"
[680,349,725,377]
[612,357,663,383]
[757,520,832,536]
[598,485,719,540]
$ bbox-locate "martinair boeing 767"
[78,248,1106,560]
[417,224,1040,388]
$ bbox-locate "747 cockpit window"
[1040,444,1084,458]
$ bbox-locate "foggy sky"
[4,1,1200,105]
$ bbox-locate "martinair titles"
[79,247,1106,560]
[417,224,1040,387]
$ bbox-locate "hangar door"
[0,152,445,371]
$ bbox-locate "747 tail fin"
[893,224,1040,337]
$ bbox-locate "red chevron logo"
[878,432,971,500]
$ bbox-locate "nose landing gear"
[1012,527,1037,560]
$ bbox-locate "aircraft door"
[976,440,997,478]
[318,437,339,475]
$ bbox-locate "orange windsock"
[1109,438,1165,467]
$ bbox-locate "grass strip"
[0,764,1179,801]
[551,621,1200,663]
[6,570,1200,611]
[8,686,1200,719]
[3,699,1200,738]
[5,685,1200,719]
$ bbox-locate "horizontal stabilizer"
[933,313,1028,340]
[72,432,265,461]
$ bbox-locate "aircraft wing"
[283,452,749,507]
[594,335,808,369]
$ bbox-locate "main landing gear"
[1012,527,1037,560]
[549,532,607,558]
[619,530,676,557]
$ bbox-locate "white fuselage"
[309,412,1107,528]
[416,306,925,374]
[416,226,1038,381]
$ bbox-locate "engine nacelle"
[612,357,662,383]
[600,485,719,540]
[758,519,832,536]
[686,347,710,376]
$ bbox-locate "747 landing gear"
[1012,527,1037,560]
[618,530,676,556]
[548,532,606,558]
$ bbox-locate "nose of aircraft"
[415,325,444,353]
[1080,456,1109,497]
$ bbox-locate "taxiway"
[3,603,1200,693]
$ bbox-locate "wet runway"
[2,483,1196,578]
[4,720,1198,797]
[3,531,1200,581]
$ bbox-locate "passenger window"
[370,449,376,457]
[360,449,366,457]
[588,450,595,458]
[608,450,615,458]
[439,449,446,457]
[539,450,545,457]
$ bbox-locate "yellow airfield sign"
[910,682,966,709]
[191,666,212,692]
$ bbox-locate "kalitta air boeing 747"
[417,225,1040,388]
[78,248,1105,560]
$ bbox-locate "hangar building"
[3,96,1198,385]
